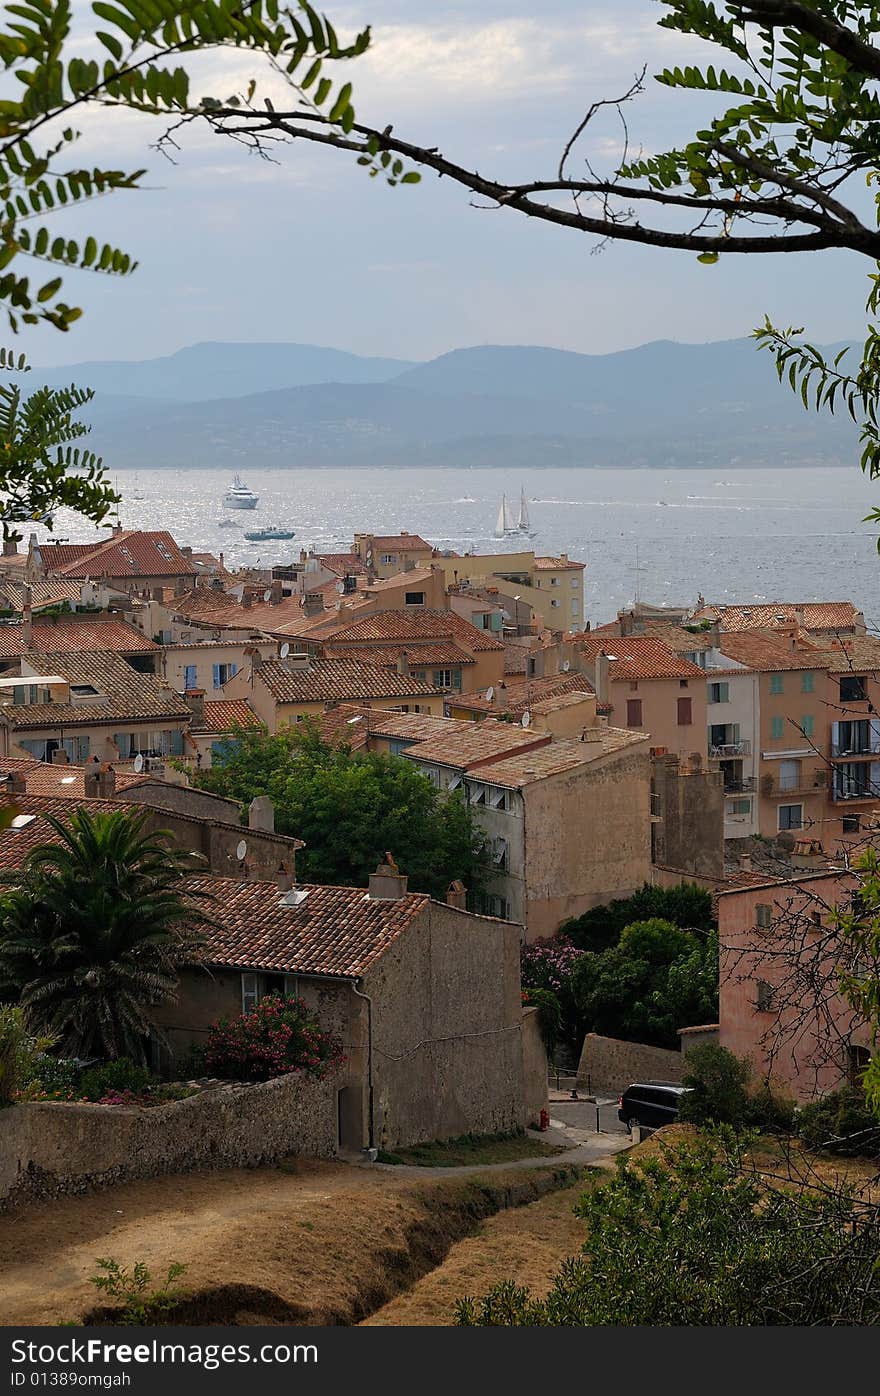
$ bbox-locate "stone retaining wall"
[575,1032,686,1095]
[0,1071,338,1211]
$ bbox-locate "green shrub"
[16,1051,80,1101]
[795,1087,880,1157]
[521,987,562,1055]
[561,881,714,953]
[746,1084,796,1133]
[679,1043,751,1127]
[89,1258,187,1325]
[78,1059,154,1102]
[0,1005,26,1106]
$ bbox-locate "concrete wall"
[575,1032,686,1094]
[160,641,276,695]
[521,1006,549,1128]
[678,1025,720,1054]
[651,754,724,879]
[0,1072,338,1210]
[364,901,526,1149]
[521,743,653,940]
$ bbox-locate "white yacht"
[495,488,535,538]
[516,488,536,537]
[223,474,259,510]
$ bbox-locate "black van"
[618,1081,691,1132]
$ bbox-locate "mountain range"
[34,337,860,470]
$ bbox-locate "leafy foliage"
[0,1002,26,1105]
[205,993,341,1081]
[679,1042,752,1128]
[561,881,714,954]
[455,1128,880,1326]
[0,808,208,1061]
[194,720,487,899]
[90,1257,187,1325]
[521,986,562,1056]
[0,0,416,333]
[569,919,719,1049]
[795,1086,880,1158]
[519,934,585,1050]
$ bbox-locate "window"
[629,681,639,692]
[709,682,729,703]
[550,576,559,586]
[770,716,785,740]
[404,592,425,605]
[447,774,463,793]
[241,973,260,1013]
[801,714,815,739]
[801,671,814,693]
[570,576,578,588]
[488,787,509,810]
[840,675,867,702]
[679,679,689,689]
[211,662,237,690]
[731,798,751,815]
[469,783,487,805]
[550,598,560,609]
[381,553,397,566]
[843,814,861,834]
[432,669,453,689]
[492,837,509,870]
[571,599,578,614]
[835,719,870,754]
[626,698,643,728]
[849,1044,871,1086]
[778,803,803,831]
[756,904,772,929]
[769,674,784,694]
[677,696,692,726]
[413,670,427,684]
[478,892,510,920]
[184,664,198,690]
[756,980,774,1012]
[834,761,873,801]
[388,738,414,756]
[779,759,801,792]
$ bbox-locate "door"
[337,1085,365,1153]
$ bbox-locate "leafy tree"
[0,360,118,543]
[561,881,714,954]
[569,919,718,1048]
[455,1129,880,1326]
[0,808,207,1061]
[194,720,487,899]
[679,1042,752,1127]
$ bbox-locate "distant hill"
[37,341,414,402]
[35,336,862,468]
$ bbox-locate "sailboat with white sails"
[495,488,536,539]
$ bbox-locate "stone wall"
[651,754,725,880]
[521,1006,548,1128]
[0,1071,338,1211]
[575,1032,686,1094]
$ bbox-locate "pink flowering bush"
[205,995,343,1082]
[520,935,585,995]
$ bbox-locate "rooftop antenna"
[629,543,648,605]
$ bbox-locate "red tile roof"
[327,609,504,653]
[567,635,707,680]
[46,532,197,580]
[363,535,433,551]
[464,728,648,788]
[1,650,191,728]
[449,672,595,717]
[200,700,260,732]
[0,617,159,658]
[323,642,475,670]
[318,553,369,577]
[0,579,82,612]
[533,556,586,571]
[257,657,443,704]
[187,875,430,978]
[0,756,146,797]
[696,601,864,633]
[717,632,828,673]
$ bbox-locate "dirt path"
[0,1158,581,1326]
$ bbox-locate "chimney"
[248,794,275,833]
[396,650,410,677]
[2,535,16,557]
[185,687,205,724]
[241,590,252,609]
[151,586,164,603]
[275,863,295,893]
[285,653,311,672]
[5,769,26,796]
[688,752,703,774]
[270,579,284,605]
[247,646,263,671]
[739,853,752,872]
[368,856,408,900]
[21,584,32,649]
[303,591,324,617]
[579,726,602,743]
[446,879,467,910]
[218,552,225,572]
[50,746,69,765]
[84,763,115,798]
[495,682,509,711]
[111,522,123,537]
[594,651,610,704]
[181,546,193,559]
[619,610,633,637]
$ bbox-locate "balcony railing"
[830,742,876,759]
[710,740,751,758]
[724,777,756,793]
[760,773,827,798]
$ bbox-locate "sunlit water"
[34,466,880,630]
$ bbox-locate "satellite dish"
[236,839,247,861]
[263,589,271,602]
[521,710,531,728]
[485,686,495,702]
[336,580,345,595]
[280,642,290,659]
[133,753,144,773]
[562,660,570,673]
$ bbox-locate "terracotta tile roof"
[326,609,504,653]
[47,532,197,580]
[323,642,475,670]
[0,792,121,867]
[465,727,648,788]
[567,635,708,680]
[0,617,160,658]
[0,580,82,612]
[200,700,260,732]
[400,722,551,771]
[364,535,433,551]
[0,756,147,796]
[257,657,444,704]
[717,632,828,673]
[318,552,369,577]
[449,672,595,717]
[503,643,528,675]
[697,601,864,633]
[171,589,309,634]
[638,623,716,652]
[186,875,430,978]
[38,542,97,570]
[806,635,880,674]
[533,556,586,571]
[0,651,191,728]
[362,567,439,592]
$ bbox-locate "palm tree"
[0,809,208,1062]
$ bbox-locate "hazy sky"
[26,0,872,366]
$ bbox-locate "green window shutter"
[802,714,815,739]
[770,674,784,695]
[771,716,784,740]
[801,672,814,693]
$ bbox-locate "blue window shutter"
[230,663,238,677]
[170,729,184,756]
[184,664,197,689]
[212,664,222,690]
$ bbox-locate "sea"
[33,465,880,630]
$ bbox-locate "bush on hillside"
[679,1043,752,1127]
[795,1087,880,1157]
[205,994,342,1082]
[560,882,714,953]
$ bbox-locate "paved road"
[550,1098,627,1137]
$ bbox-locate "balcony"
[830,742,874,759]
[709,740,751,758]
[760,771,827,798]
[723,776,756,794]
